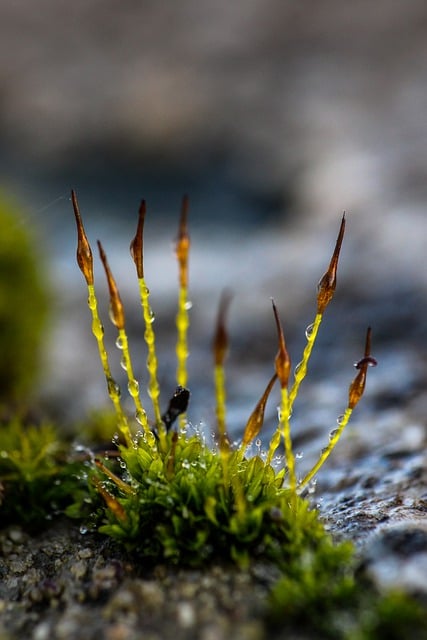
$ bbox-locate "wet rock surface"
[0,522,271,640]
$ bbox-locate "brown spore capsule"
[130,200,146,279]
[317,213,346,314]
[97,240,125,330]
[213,290,232,366]
[242,373,278,447]
[348,327,376,409]
[272,300,291,389]
[176,195,190,289]
[71,190,94,286]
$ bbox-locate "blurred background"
[1,1,426,456]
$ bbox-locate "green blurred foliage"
[0,192,48,406]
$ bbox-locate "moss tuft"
[0,192,48,408]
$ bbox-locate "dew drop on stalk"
[120,357,128,372]
[135,410,147,426]
[296,451,304,459]
[336,414,345,425]
[305,323,315,339]
[294,361,303,376]
[127,379,139,396]
[88,293,97,310]
[92,319,104,340]
[329,428,339,441]
[184,300,193,310]
[116,336,124,350]
[107,377,121,397]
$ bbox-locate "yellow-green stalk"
[175,196,190,427]
[97,240,153,442]
[130,201,162,427]
[71,190,131,445]
[212,291,232,480]
[299,327,376,490]
[213,292,232,450]
[268,301,296,494]
[288,214,346,412]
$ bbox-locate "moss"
[0,420,82,527]
[0,192,424,638]
[0,192,48,409]
[268,550,427,639]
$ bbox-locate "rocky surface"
[0,522,272,640]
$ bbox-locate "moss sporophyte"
[3,194,427,638]
[69,192,378,565]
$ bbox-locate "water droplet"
[1,450,9,459]
[255,438,262,449]
[120,357,128,371]
[329,428,339,441]
[307,479,317,495]
[294,361,303,376]
[181,460,191,469]
[116,336,124,349]
[107,377,121,398]
[112,433,120,446]
[295,451,304,459]
[128,380,139,397]
[119,461,127,469]
[79,525,88,535]
[336,414,345,425]
[88,293,97,310]
[92,319,104,339]
[321,446,329,454]
[184,300,193,310]
[135,410,147,426]
[305,323,315,339]
[148,308,155,323]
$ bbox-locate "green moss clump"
[269,548,427,639]
[0,192,48,408]
[75,430,328,566]
[0,420,83,527]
